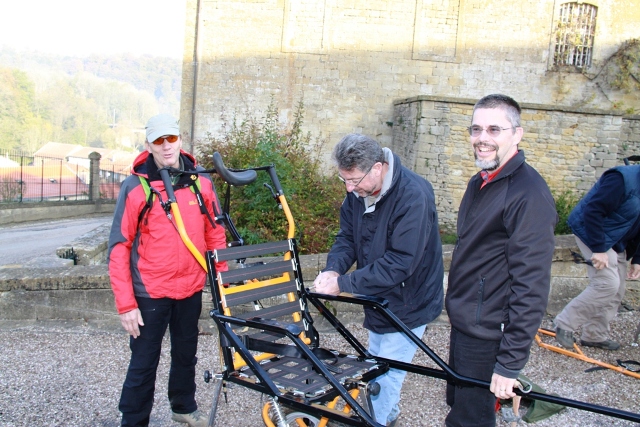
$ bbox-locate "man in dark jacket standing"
[314,133,444,427]
[554,164,640,350]
[445,94,558,427]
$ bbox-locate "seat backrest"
[207,238,317,368]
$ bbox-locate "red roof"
[0,164,89,201]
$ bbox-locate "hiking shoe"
[580,339,620,350]
[555,327,575,349]
[171,409,208,427]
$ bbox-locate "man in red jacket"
[108,113,227,427]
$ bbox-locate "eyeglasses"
[338,166,372,186]
[151,135,179,145]
[468,125,515,137]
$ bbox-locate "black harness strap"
[191,180,217,229]
[136,176,217,229]
[584,359,640,373]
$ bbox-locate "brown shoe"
[172,410,208,427]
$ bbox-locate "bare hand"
[119,308,144,338]
[313,271,340,295]
[490,373,517,400]
[628,263,640,280]
[591,252,609,270]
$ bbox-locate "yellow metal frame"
[261,389,361,427]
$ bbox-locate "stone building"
[179,0,640,226]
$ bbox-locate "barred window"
[553,2,597,68]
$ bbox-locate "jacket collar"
[132,150,198,186]
[474,150,526,184]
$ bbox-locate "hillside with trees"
[0,47,181,153]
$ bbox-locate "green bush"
[197,98,344,254]
[553,190,581,235]
[197,100,583,254]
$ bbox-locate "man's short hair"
[332,134,385,171]
[473,94,522,129]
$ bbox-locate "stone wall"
[391,96,640,231]
[3,236,638,325]
[0,201,115,226]
[180,0,640,157]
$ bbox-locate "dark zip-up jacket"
[324,151,444,333]
[445,150,557,378]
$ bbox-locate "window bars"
[554,2,597,68]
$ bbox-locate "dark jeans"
[120,292,202,427]
[445,327,500,427]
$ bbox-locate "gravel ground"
[1,310,639,427]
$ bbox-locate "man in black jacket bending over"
[314,133,444,427]
[445,94,558,427]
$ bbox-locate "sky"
[0,0,186,59]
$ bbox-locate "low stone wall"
[0,201,115,226]
[2,234,636,325]
[55,223,111,266]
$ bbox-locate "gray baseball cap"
[145,114,180,143]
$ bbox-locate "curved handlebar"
[212,152,258,186]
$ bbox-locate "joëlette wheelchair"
[156,153,640,427]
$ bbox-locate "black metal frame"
[194,152,640,426]
[206,239,388,427]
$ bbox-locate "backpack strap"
[189,177,218,228]
[137,176,155,228]
[137,174,217,229]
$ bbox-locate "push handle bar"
[623,155,640,165]
[212,152,258,186]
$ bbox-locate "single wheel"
[264,402,351,427]
[283,412,321,426]
[264,402,322,427]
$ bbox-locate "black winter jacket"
[324,151,444,333]
[445,151,557,378]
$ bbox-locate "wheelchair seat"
[207,238,388,426]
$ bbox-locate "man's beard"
[474,143,500,171]
[475,157,499,171]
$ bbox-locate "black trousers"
[119,292,202,427]
[445,327,500,427]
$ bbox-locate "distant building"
[179,0,640,151]
[34,142,138,175]
[0,143,138,202]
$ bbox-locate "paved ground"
[0,214,113,267]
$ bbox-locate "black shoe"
[555,327,575,349]
[580,339,620,350]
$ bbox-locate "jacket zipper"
[475,277,486,325]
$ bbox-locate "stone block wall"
[1,237,638,325]
[392,95,640,231]
[181,0,640,158]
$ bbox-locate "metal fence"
[0,150,132,203]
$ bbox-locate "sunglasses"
[468,125,514,137]
[151,135,179,145]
